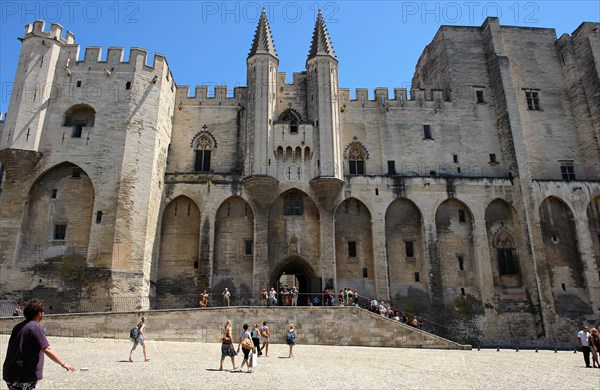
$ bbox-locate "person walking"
[3,299,75,390]
[577,325,592,368]
[286,323,297,358]
[251,323,262,356]
[259,321,270,357]
[129,317,149,362]
[219,320,238,371]
[236,324,254,373]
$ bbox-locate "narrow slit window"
[348,241,357,258]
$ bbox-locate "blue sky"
[0,1,599,114]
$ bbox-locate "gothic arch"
[278,108,303,123]
[344,140,368,175]
[63,104,96,127]
[485,198,522,288]
[269,189,320,279]
[539,196,585,288]
[190,130,217,149]
[343,139,369,160]
[335,197,375,297]
[213,196,255,296]
[155,196,201,308]
[191,132,216,172]
[270,255,317,300]
[18,162,95,299]
[385,198,427,309]
[435,198,480,303]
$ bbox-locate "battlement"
[339,88,452,109]
[175,85,247,107]
[22,21,175,82]
[23,20,75,44]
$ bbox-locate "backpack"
[130,325,140,339]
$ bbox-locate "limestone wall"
[0,307,470,350]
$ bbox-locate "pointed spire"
[307,10,337,61]
[248,9,277,58]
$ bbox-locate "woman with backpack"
[286,323,297,358]
[129,317,149,362]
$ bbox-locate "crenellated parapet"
[175,85,247,108]
[22,21,175,85]
[22,20,75,45]
[338,87,454,110]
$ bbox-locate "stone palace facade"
[0,14,598,345]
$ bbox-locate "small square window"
[460,287,466,296]
[72,168,81,178]
[72,125,83,138]
[363,268,368,278]
[414,272,420,282]
[54,224,66,240]
[453,154,458,163]
[96,211,103,224]
[458,210,466,222]
[476,90,485,103]
[458,256,464,271]
[525,90,541,110]
[51,189,57,198]
[405,241,414,258]
[489,154,497,163]
[560,165,575,181]
[387,160,396,175]
[348,241,357,258]
[245,240,253,256]
[76,80,82,87]
[423,125,432,139]
[125,81,131,90]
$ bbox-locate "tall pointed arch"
[385,198,428,311]
[155,196,201,308]
[213,197,255,297]
[539,196,592,318]
[335,198,375,297]
[17,162,95,304]
[485,198,523,288]
[269,190,321,286]
[435,198,481,306]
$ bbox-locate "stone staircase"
[0,306,471,350]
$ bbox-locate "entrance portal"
[270,256,321,306]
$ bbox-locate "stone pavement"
[1,336,599,389]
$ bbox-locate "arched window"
[279,109,301,134]
[495,232,519,275]
[194,134,213,172]
[284,192,303,216]
[348,145,366,175]
[63,104,95,138]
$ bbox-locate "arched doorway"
[270,256,320,306]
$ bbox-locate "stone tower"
[245,9,279,177]
[306,11,343,179]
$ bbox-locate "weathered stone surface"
[0,17,598,348]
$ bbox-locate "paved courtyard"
[0,335,599,389]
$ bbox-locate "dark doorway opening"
[270,256,321,306]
